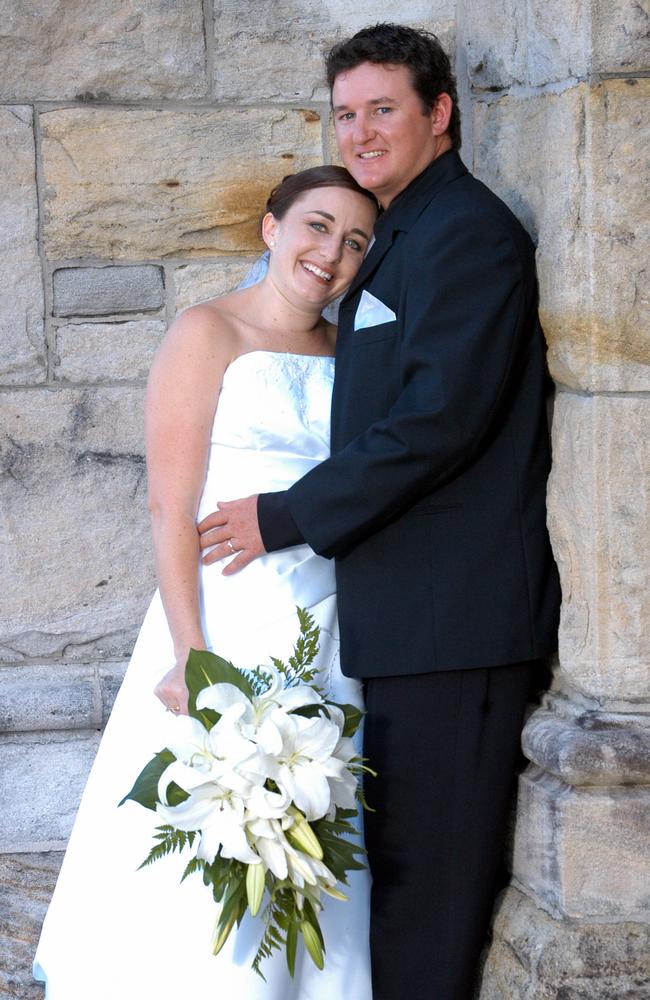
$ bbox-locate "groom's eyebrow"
[310,210,370,241]
[332,96,396,112]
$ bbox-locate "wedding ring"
[172,705,180,713]
[227,538,236,554]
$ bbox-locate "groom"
[199,24,560,1000]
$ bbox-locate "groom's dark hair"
[326,23,461,150]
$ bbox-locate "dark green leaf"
[118,749,176,810]
[328,700,364,738]
[185,648,254,728]
[286,919,298,978]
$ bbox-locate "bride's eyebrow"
[307,210,370,241]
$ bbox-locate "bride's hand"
[154,662,190,716]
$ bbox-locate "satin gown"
[33,350,372,999]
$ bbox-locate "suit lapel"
[341,151,468,306]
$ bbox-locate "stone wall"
[1,2,648,998]
[460,1,650,995]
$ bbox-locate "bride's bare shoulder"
[155,297,243,372]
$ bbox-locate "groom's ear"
[430,93,453,138]
[261,212,279,251]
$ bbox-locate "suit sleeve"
[285,213,534,560]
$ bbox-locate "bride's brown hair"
[264,165,377,222]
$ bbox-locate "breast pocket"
[351,319,398,346]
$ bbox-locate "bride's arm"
[144,305,232,713]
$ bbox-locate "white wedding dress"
[33,351,372,999]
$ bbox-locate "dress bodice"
[197,351,335,522]
[196,350,337,655]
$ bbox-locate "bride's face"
[262,186,376,308]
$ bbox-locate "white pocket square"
[354,290,397,331]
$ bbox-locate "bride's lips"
[300,260,334,285]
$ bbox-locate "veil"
[237,250,342,324]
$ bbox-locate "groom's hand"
[198,495,265,575]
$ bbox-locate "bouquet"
[120,609,371,978]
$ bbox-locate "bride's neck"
[251,275,328,337]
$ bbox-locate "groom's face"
[332,61,441,208]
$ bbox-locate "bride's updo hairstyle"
[263,165,377,224]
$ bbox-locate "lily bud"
[300,920,324,969]
[246,862,265,917]
[321,883,348,901]
[211,910,237,956]
[287,810,323,860]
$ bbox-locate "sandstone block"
[0,664,100,733]
[173,258,258,313]
[547,393,649,704]
[212,1,454,102]
[53,265,165,317]
[0,388,154,665]
[523,706,650,787]
[41,108,322,260]
[591,0,650,74]
[465,0,649,90]
[512,765,650,919]
[0,1,206,101]
[0,852,63,1000]
[473,81,650,392]
[0,731,100,850]
[479,885,650,999]
[0,106,45,386]
[464,0,585,90]
[54,320,166,382]
[99,662,128,725]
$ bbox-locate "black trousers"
[362,661,536,1000]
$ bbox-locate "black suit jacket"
[279,150,560,677]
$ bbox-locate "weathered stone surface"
[591,0,650,74]
[54,320,166,382]
[473,81,650,392]
[464,0,586,89]
[0,661,127,734]
[0,388,154,664]
[0,1,207,101]
[0,664,100,733]
[0,852,63,1000]
[479,885,650,999]
[52,265,165,318]
[512,764,650,919]
[547,393,650,704]
[173,257,258,313]
[213,0,455,102]
[582,79,650,392]
[41,108,323,260]
[0,731,100,849]
[465,0,649,90]
[523,706,650,786]
[0,106,45,386]
[99,662,128,725]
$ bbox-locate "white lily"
[197,670,324,741]
[269,710,344,820]
[157,783,259,865]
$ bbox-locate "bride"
[33,165,378,999]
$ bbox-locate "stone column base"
[479,885,650,999]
